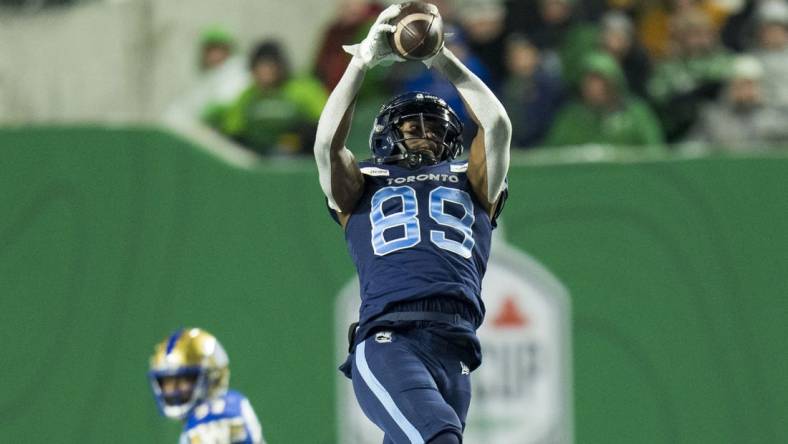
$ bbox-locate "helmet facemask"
[148,328,230,421]
[149,367,210,420]
[395,114,457,167]
[370,92,464,168]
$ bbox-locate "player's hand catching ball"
[386,1,445,67]
[343,4,405,69]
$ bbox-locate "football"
[387,2,444,61]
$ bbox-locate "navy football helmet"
[369,92,464,168]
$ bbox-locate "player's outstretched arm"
[313,61,365,216]
[314,4,403,220]
[429,47,512,215]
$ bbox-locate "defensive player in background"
[149,328,266,444]
[314,4,511,443]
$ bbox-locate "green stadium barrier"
[1,127,787,443]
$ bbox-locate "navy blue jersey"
[332,160,503,329]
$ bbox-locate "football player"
[149,328,266,444]
[313,4,511,444]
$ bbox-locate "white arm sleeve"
[313,57,367,211]
[432,48,512,203]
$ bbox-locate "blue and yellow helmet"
[148,328,230,419]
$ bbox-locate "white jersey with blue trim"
[179,390,264,444]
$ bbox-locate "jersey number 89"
[370,186,475,258]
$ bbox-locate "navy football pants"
[350,328,471,444]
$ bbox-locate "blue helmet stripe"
[165,329,183,354]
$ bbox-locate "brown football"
[387,2,444,61]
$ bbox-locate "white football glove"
[343,4,405,69]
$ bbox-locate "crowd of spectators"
[166,0,788,157]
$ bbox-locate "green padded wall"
[0,127,786,443]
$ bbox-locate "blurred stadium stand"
[0,0,334,124]
[0,0,76,10]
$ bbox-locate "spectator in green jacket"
[220,40,328,156]
[163,26,249,130]
[525,0,601,88]
[545,52,664,148]
[647,9,732,141]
